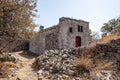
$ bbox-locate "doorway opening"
[76,36,81,47]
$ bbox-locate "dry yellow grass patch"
[95,61,113,70]
[0,61,17,78]
[74,55,92,70]
[0,61,16,69]
[98,32,120,44]
[90,31,120,46]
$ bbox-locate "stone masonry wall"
[94,38,120,61]
[45,33,59,50]
[29,17,91,55]
[29,26,59,55]
[58,17,91,49]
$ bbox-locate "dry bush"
[0,61,17,78]
[80,77,88,80]
[74,54,92,76]
[90,32,120,46]
[98,32,120,44]
[90,61,116,79]
[74,55,92,69]
[83,46,96,57]
[0,62,16,69]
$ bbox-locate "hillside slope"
[0,36,120,80]
[33,38,120,80]
[0,51,38,80]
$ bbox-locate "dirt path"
[12,51,38,80]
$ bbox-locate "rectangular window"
[78,25,83,32]
[69,27,73,33]
[80,26,83,32]
[78,25,80,32]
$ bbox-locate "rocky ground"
[33,38,120,80]
[0,51,38,80]
[0,38,120,80]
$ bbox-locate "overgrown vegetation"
[75,36,120,79]
[0,61,17,78]
[90,31,120,46]
[0,0,37,53]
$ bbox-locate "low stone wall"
[11,40,29,52]
[96,38,120,53]
[0,40,29,52]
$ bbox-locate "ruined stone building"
[29,17,91,55]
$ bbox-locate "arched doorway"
[76,36,81,47]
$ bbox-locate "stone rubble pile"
[91,70,120,80]
[33,38,120,80]
[33,48,86,80]
[0,53,17,62]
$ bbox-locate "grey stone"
[29,17,91,55]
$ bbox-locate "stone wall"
[29,17,91,54]
[0,40,29,52]
[29,26,59,55]
[96,38,120,54]
[58,17,91,49]
[45,33,59,50]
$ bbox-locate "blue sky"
[35,0,120,33]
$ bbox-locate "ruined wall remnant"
[45,33,58,50]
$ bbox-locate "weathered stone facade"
[29,17,91,55]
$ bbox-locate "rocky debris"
[0,54,19,78]
[0,53,17,62]
[0,51,38,80]
[33,48,85,80]
[33,38,120,80]
[91,70,120,80]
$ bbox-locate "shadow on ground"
[17,51,38,59]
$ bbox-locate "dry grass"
[0,61,16,68]
[80,77,88,80]
[0,61,17,78]
[95,61,113,70]
[90,31,120,46]
[98,32,120,44]
[73,32,120,79]
[74,55,92,70]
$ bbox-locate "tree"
[88,29,92,35]
[0,0,37,52]
[115,18,120,31]
[101,16,120,33]
[0,0,37,40]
